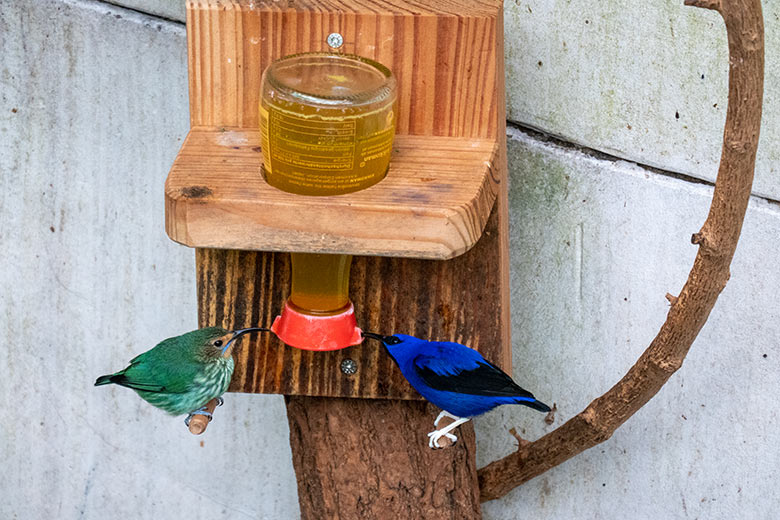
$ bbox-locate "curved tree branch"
[478,0,764,502]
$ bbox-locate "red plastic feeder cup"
[268,252,364,350]
[271,301,363,351]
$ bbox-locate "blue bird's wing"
[412,353,535,399]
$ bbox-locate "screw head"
[340,359,357,375]
[327,32,344,49]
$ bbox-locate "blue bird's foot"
[184,406,213,427]
[434,410,459,427]
[428,430,458,448]
[427,416,470,449]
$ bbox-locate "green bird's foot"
[215,396,224,407]
[184,407,213,427]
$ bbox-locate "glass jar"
[259,52,397,196]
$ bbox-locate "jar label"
[259,102,395,196]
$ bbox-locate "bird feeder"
[261,52,396,351]
[165,0,511,399]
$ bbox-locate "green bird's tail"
[94,374,118,386]
[94,371,165,392]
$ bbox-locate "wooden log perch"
[478,0,764,502]
[187,398,219,435]
[286,397,481,519]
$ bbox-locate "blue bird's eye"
[214,340,223,347]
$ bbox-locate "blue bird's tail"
[517,397,552,413]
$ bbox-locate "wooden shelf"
[165,127,499,259]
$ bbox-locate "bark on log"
[478,0,764,502]
[286,396,481,519]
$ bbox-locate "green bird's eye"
[214,340,223,347]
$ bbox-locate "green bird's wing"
[116,336,205,394]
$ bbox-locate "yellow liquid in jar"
[289,253,352,314]
[260,99,395,195]
[259,53,397,196]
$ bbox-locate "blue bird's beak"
[222,327,270,356]
[362,331,404,346]
[361,331,391,343]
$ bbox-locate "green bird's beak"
[222,327,270,356]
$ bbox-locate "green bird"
[95,327,267,425]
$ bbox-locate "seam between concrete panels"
[91,0,185,25]
[507,122,780,210]
[507,122,716,188]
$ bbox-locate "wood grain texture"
[285,396,482,518]
[492,6,512,370]
[166,128,499,259]
[187,0,502,139]
[198,202,505,399]
[183,0,512,398]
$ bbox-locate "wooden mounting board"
[199,204,505,399]
[177,0,512,398]
[166,128,499,259]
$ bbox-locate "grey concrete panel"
[504,0,779,201]
[0,1,299,518]
[476,128,780,518]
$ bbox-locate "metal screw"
[327,32,344,49]
[340,359,357,375]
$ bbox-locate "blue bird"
[362,332,551,448]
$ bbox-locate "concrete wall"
[1,0,777,518]
[0,1,298,518]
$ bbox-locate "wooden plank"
[166,128,499,259]
[198,201,504,399]
[492,6,512,370]
[186,0,502,139]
